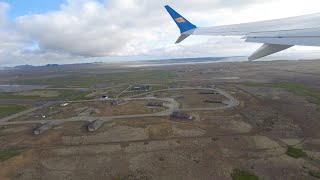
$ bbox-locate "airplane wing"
[164,5,320,60]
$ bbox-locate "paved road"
[0,101,57,124]
[0,87,238,126]
[173,77,240,82]
[2,97,180,125]
[116,85,131,98]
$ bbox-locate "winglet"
[165,5,197,40]
[175,34,190,44]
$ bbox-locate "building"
[60,103,69,107]
[87,120,104,132]
[199,90,219,95]
[130,85,152,92]
[33,122,55,135]
[111,99,126,106]
[170,112,193,120]
[147,102,164,107]
[101,95,109,99]
[204,99,223,103]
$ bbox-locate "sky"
[0,0,320,66]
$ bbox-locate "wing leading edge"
[164,5,320,60]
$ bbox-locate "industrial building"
[33,122,55,135]
[87,120,104,132]
[170,112,193,120]
[129,85,152,92]
[199,90,219,95]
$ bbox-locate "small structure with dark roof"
[199,90,219,95]
[129,85,152,92]
[101,95,109,99]
[147,102,164,107]
[87,120,104,132]
[33,122,55,135]
[170,111,193,120]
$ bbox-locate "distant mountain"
[141,56,245,65]
[44,64,59,67]
[7,56,244,70]
[14,64,34,69]
[14,64,60,69]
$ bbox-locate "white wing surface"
[165,5,320,60]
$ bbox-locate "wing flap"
[245,28,320,38]
[248,44,293,61]
[246,37,320,46]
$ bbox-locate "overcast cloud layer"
[1,0,320,66]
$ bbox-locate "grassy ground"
[0,92,47,100]
[0,104,31,118]
[231,169,259,180]
[244,82,320,106]
[286,146,307,158]
[0,89,93,101]
[55,89,98,101]
[0,147,24,162]
[14,70,176,88]
[309,170,320,178]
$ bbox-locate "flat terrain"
[0,59,320,180]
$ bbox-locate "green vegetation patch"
[0,89,93,101]
[244,82,320,106]
[286,146,307,158]
[0,147,24,162]
[66,91,93,101]
[0,92,46,100]
[309,170,320,178]
[231,169,259,180]
[0,104,31,118]
[14,70,176,88]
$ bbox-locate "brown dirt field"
[0,149,38,180]
[148,123,173,139]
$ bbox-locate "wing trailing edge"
[248,44,293,61]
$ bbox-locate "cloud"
[10,0,279,57]
[0,0,320,66]
[0,2,31,65]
